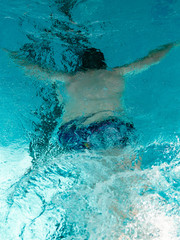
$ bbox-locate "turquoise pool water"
[0,0,180,239]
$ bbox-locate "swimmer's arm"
[3,49,70,83]
[114,42,179,75]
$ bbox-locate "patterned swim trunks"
[58,117,135,151]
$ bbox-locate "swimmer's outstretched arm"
[4,49,71,104]
[3,49,71,83]
[114,42,180,75]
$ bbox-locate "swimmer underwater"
[5,41,180,152]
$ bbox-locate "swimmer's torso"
[60,69,125,125]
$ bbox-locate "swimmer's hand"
[173,40,180,48]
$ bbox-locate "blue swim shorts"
[58,117,135,151]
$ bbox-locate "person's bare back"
[61,69,125,125]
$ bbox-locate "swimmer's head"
[79,48,107,71]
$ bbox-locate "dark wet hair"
[78,48,107,71]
